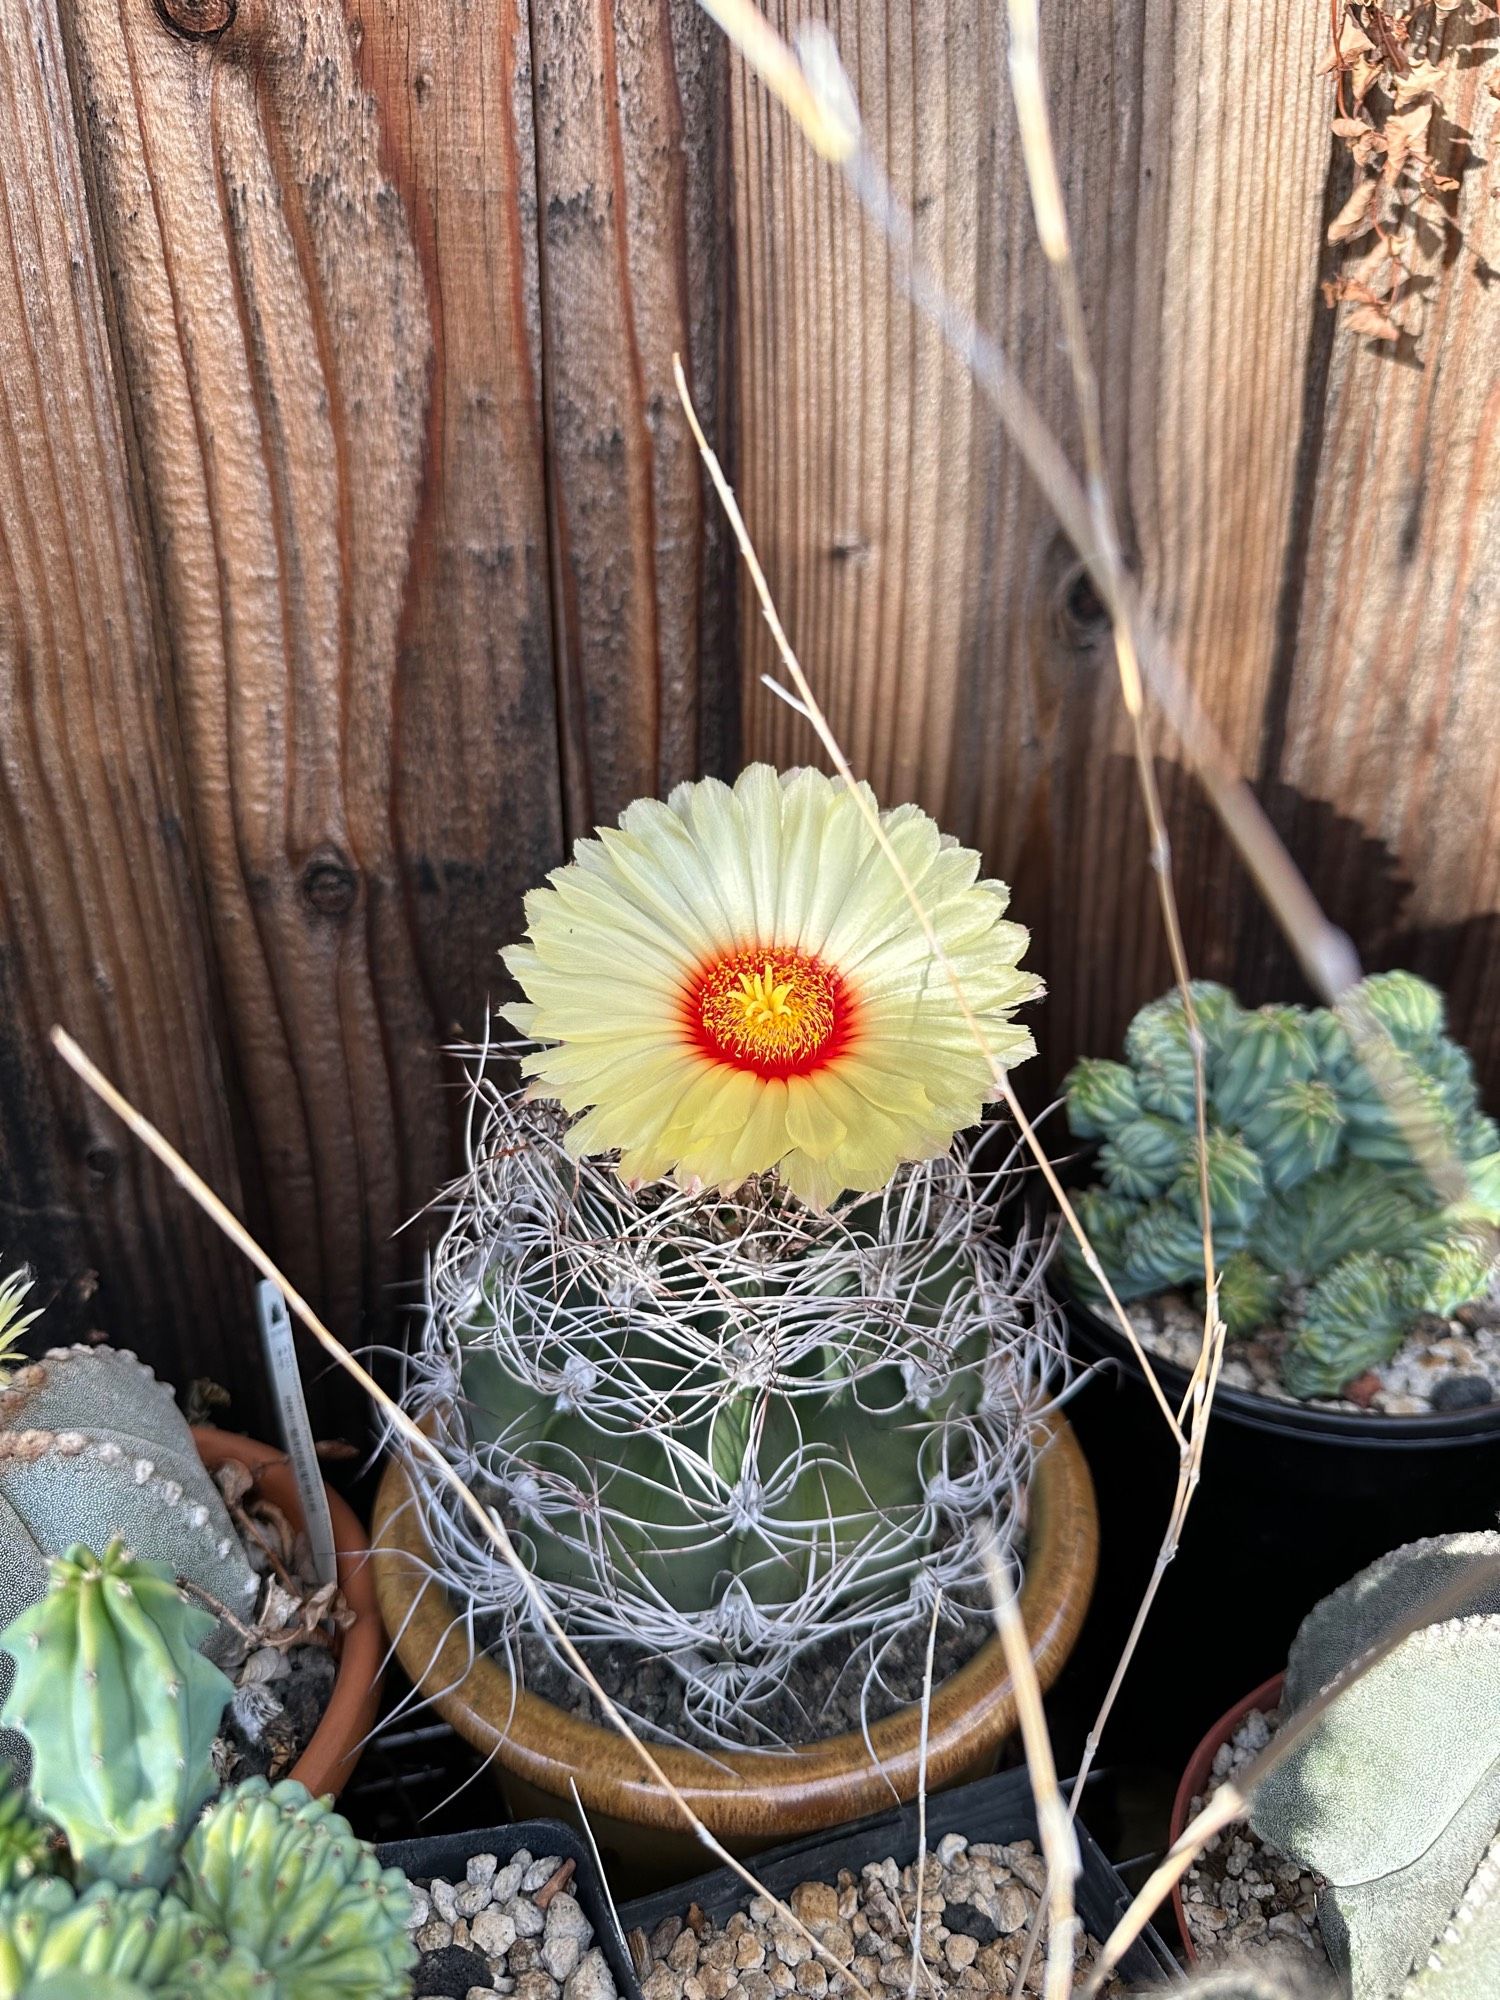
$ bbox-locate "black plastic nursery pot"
[377,1817,643,2000]
[1059,1291,1500,1774]
[616,1767,1179,1992]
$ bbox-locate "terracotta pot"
[193,1426,383,1800]
[1168,1670,1286,1961]
[372,1413,1097,1880]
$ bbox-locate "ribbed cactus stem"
[0,1877,264,1999]
[0,1542,232,1890]
[175,1779,415,2000]
[0,1341,258,1780]
[408,1092,1062,1745]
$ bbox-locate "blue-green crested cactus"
[0,1543,232,1891]
[176,1779,415,2000]
[1063,972,1500,1398]
[0,1304,258,1776]
[1250,1532,1500,2000]
[0,1877,265,2000]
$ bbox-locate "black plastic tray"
[378,1816,644,2000]
[616,1767,1180,1991]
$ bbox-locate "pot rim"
[1168,1670,1287,1961]
[192,1425,383,1799]
[371,1413,1097,1841]
[1067,1292,1500,1445]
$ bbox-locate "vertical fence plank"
[1241,19,1500,1083]
[731,1,1500,1100]
[2,0,732,1415]
[0,0,262,1409]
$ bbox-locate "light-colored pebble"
[472,1907,519,1959]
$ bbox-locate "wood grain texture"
[2,0,731,1418]
[3,0,1498,1410]
[0,0,261,1410]
[731,1,1500,1102]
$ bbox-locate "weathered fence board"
[0,0,1495,1418]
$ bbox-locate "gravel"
[1181,1706,1328,1976]
[407,1847,619,2000]
[1127,1284,1500,1416]
[625,1837,1126,1998]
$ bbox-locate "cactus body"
[176,1779,415,2000]
[0,1543,232,1891]
[411,1093,1058,1743]
[0,1778,53,1897]
[0,1878,261,2000]
[0,1347,256,1775]
[1251,1532,1500,2000]
[1063,974,1500,1399]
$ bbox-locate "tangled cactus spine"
[405,1093,1062,1746]
[1063,971,1500,1398]
[0,1542,231,1891]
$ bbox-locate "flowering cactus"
[404,766,1061,1745]
[1063,973,1500,1398]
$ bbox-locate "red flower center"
[685,946,854,1078]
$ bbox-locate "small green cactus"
[0,1324,259,1778]
[176,1779,416,2000]
[0,1775,53,1896]
[0,1553,413,2000]
[0,1543,232,1891]
[1063,972,1500,1398]
[1250,1531,1500,2000]
[0,1877,262,2000]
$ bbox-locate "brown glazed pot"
[193,1426,383,1800]
[372,1414,1097,1880]
[1168,1671,1286,1960]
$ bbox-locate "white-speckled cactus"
[1251,1532,1500,2000]
[0,1316,257,1774]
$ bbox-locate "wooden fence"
[2,0,1497,1426]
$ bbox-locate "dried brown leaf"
[1332,115,1370,137]
[214,1459,254,1508]
[1319,17,1375,71]
[1345,302,1402,339]
[1394,58,1447,103]
[1329,176,1379,244]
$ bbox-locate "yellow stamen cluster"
[692,948,843,1077]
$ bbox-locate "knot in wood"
[152,0,235,41]
[301,848,359,918]
[1054,559,1110,650]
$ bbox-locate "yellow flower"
[502,765,1042,1207]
